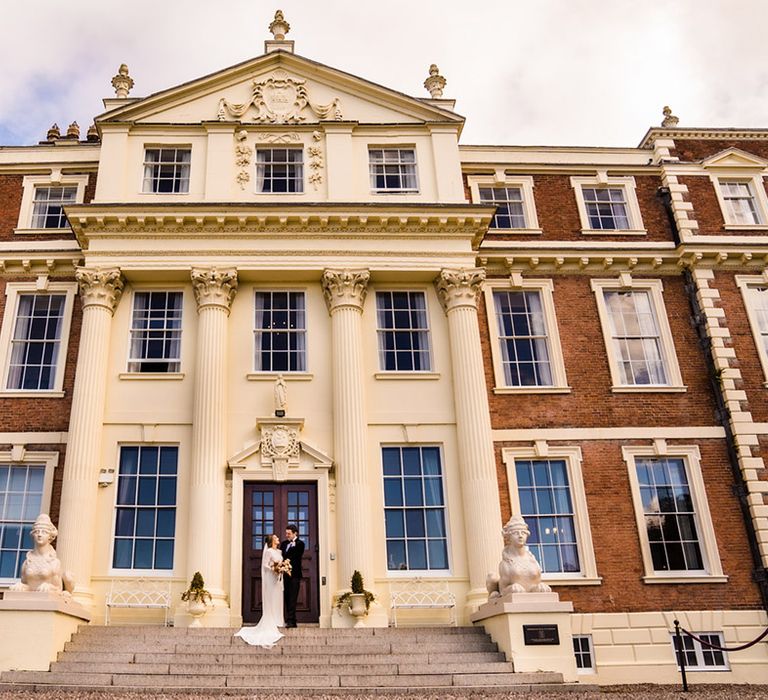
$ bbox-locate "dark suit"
[280,537,304,626]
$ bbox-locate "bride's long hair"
[264,533,279,548]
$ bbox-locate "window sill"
[371,191,420,195]
[107,570,177,578]
[724,224,768,231]
[611,385,687,393]
[0,390,65,398]
[493,386,571,395]
[384,570,453,578]
[581,228,647,236]
[374,372,440,380]
[118,373,185,380]
[14,227,72,235]
[545,576,603,586]
[487,228,543,235]
[642,574,728,584]
[247,372,314,381]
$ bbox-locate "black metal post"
[674,619,689,692]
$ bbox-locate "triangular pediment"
[702,147,768,170]
[97,51,463,128]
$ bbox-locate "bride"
[234,534,285,647]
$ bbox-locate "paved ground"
[0,686,765,699]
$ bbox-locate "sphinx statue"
[486,515,551,600]
[9,514,75,597]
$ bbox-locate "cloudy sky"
[1,1,766,148]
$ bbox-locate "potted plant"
[335,570,375,627]
[181,571,212,627]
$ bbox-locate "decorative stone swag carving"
[76,267,124,313]
[191,267,238,311]
[321,269,370,313]
[217,71,343,124]
[434,267,485,312]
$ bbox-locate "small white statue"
[486,515,551,599]
[274,374,287,414]
[9,514,75,597]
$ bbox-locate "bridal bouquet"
[271,559,292,577]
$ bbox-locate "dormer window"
[142,148,191,193]
[255,148,304,193]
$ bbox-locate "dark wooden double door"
[242,482,319,623]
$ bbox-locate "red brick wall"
[711,270,768,424]
[495,438,761,612]
[0,277,82,432]
[482,274,718,430]
[671,138,768,162]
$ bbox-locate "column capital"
[322,268,370,313]
[191,267,238,311]
[435,267,486,313]
[76,267,124,313]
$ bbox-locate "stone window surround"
[706,170,768,231]
[466,172,542,234]
[735,273,768,386]
[0,279,78,397]
[121,286,186,380]
[482,276,570,394]
[0,447,59,586]
[570,173,646,235]
[107,442,180,578]
[622,442,727,585]
[15,173,89,235]
[590,276,686,393]
[502,443,601,585]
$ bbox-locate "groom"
[281,524,305,628]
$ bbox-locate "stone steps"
[0,624,582,693]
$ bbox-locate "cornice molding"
[640,127,768,149]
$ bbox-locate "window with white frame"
[254,291,306,372]
[369,148,418,193]
[112,445,178,571]
[468,175,540,233]
[16,174,89,233]
[673,632,729,671]
[127,291,182,373]
[30,187,77,229]
[376,291,432,372]
[142,148,191,193]
[571,175,645,234]
[0,282,77,395]
[719,181,762,225]
[591,278,684,391]
[735,276,768,384]
[484,279,568,393]
[0,464,45,579]
[382,446,448,572]
[623,444,725,583]
[479,187,527,229]
[503,445,600,583]
[573,635,595,672]
[255,148,304,193]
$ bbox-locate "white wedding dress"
[234,546,285,647]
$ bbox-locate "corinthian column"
[322,269,373,590]
[57,268,124,603]
[187,267,237,625]
[435,268,503,609]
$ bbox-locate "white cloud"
[1,0,767,147]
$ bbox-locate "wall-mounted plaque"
[523,624,560,645]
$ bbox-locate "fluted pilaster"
[322,269,373,586]
[187,268,237,620]
[436,268,503,606]
[57,268,124,602]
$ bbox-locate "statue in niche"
[274,374,287,417]
[9,513,75,597]
[486,515,551,599]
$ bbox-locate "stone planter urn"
[348,593,368,627]
[187,598,208,627]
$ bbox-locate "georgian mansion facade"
[1,16,768,685]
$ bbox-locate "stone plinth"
[0,591,91,671]
[471,593,578,683]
